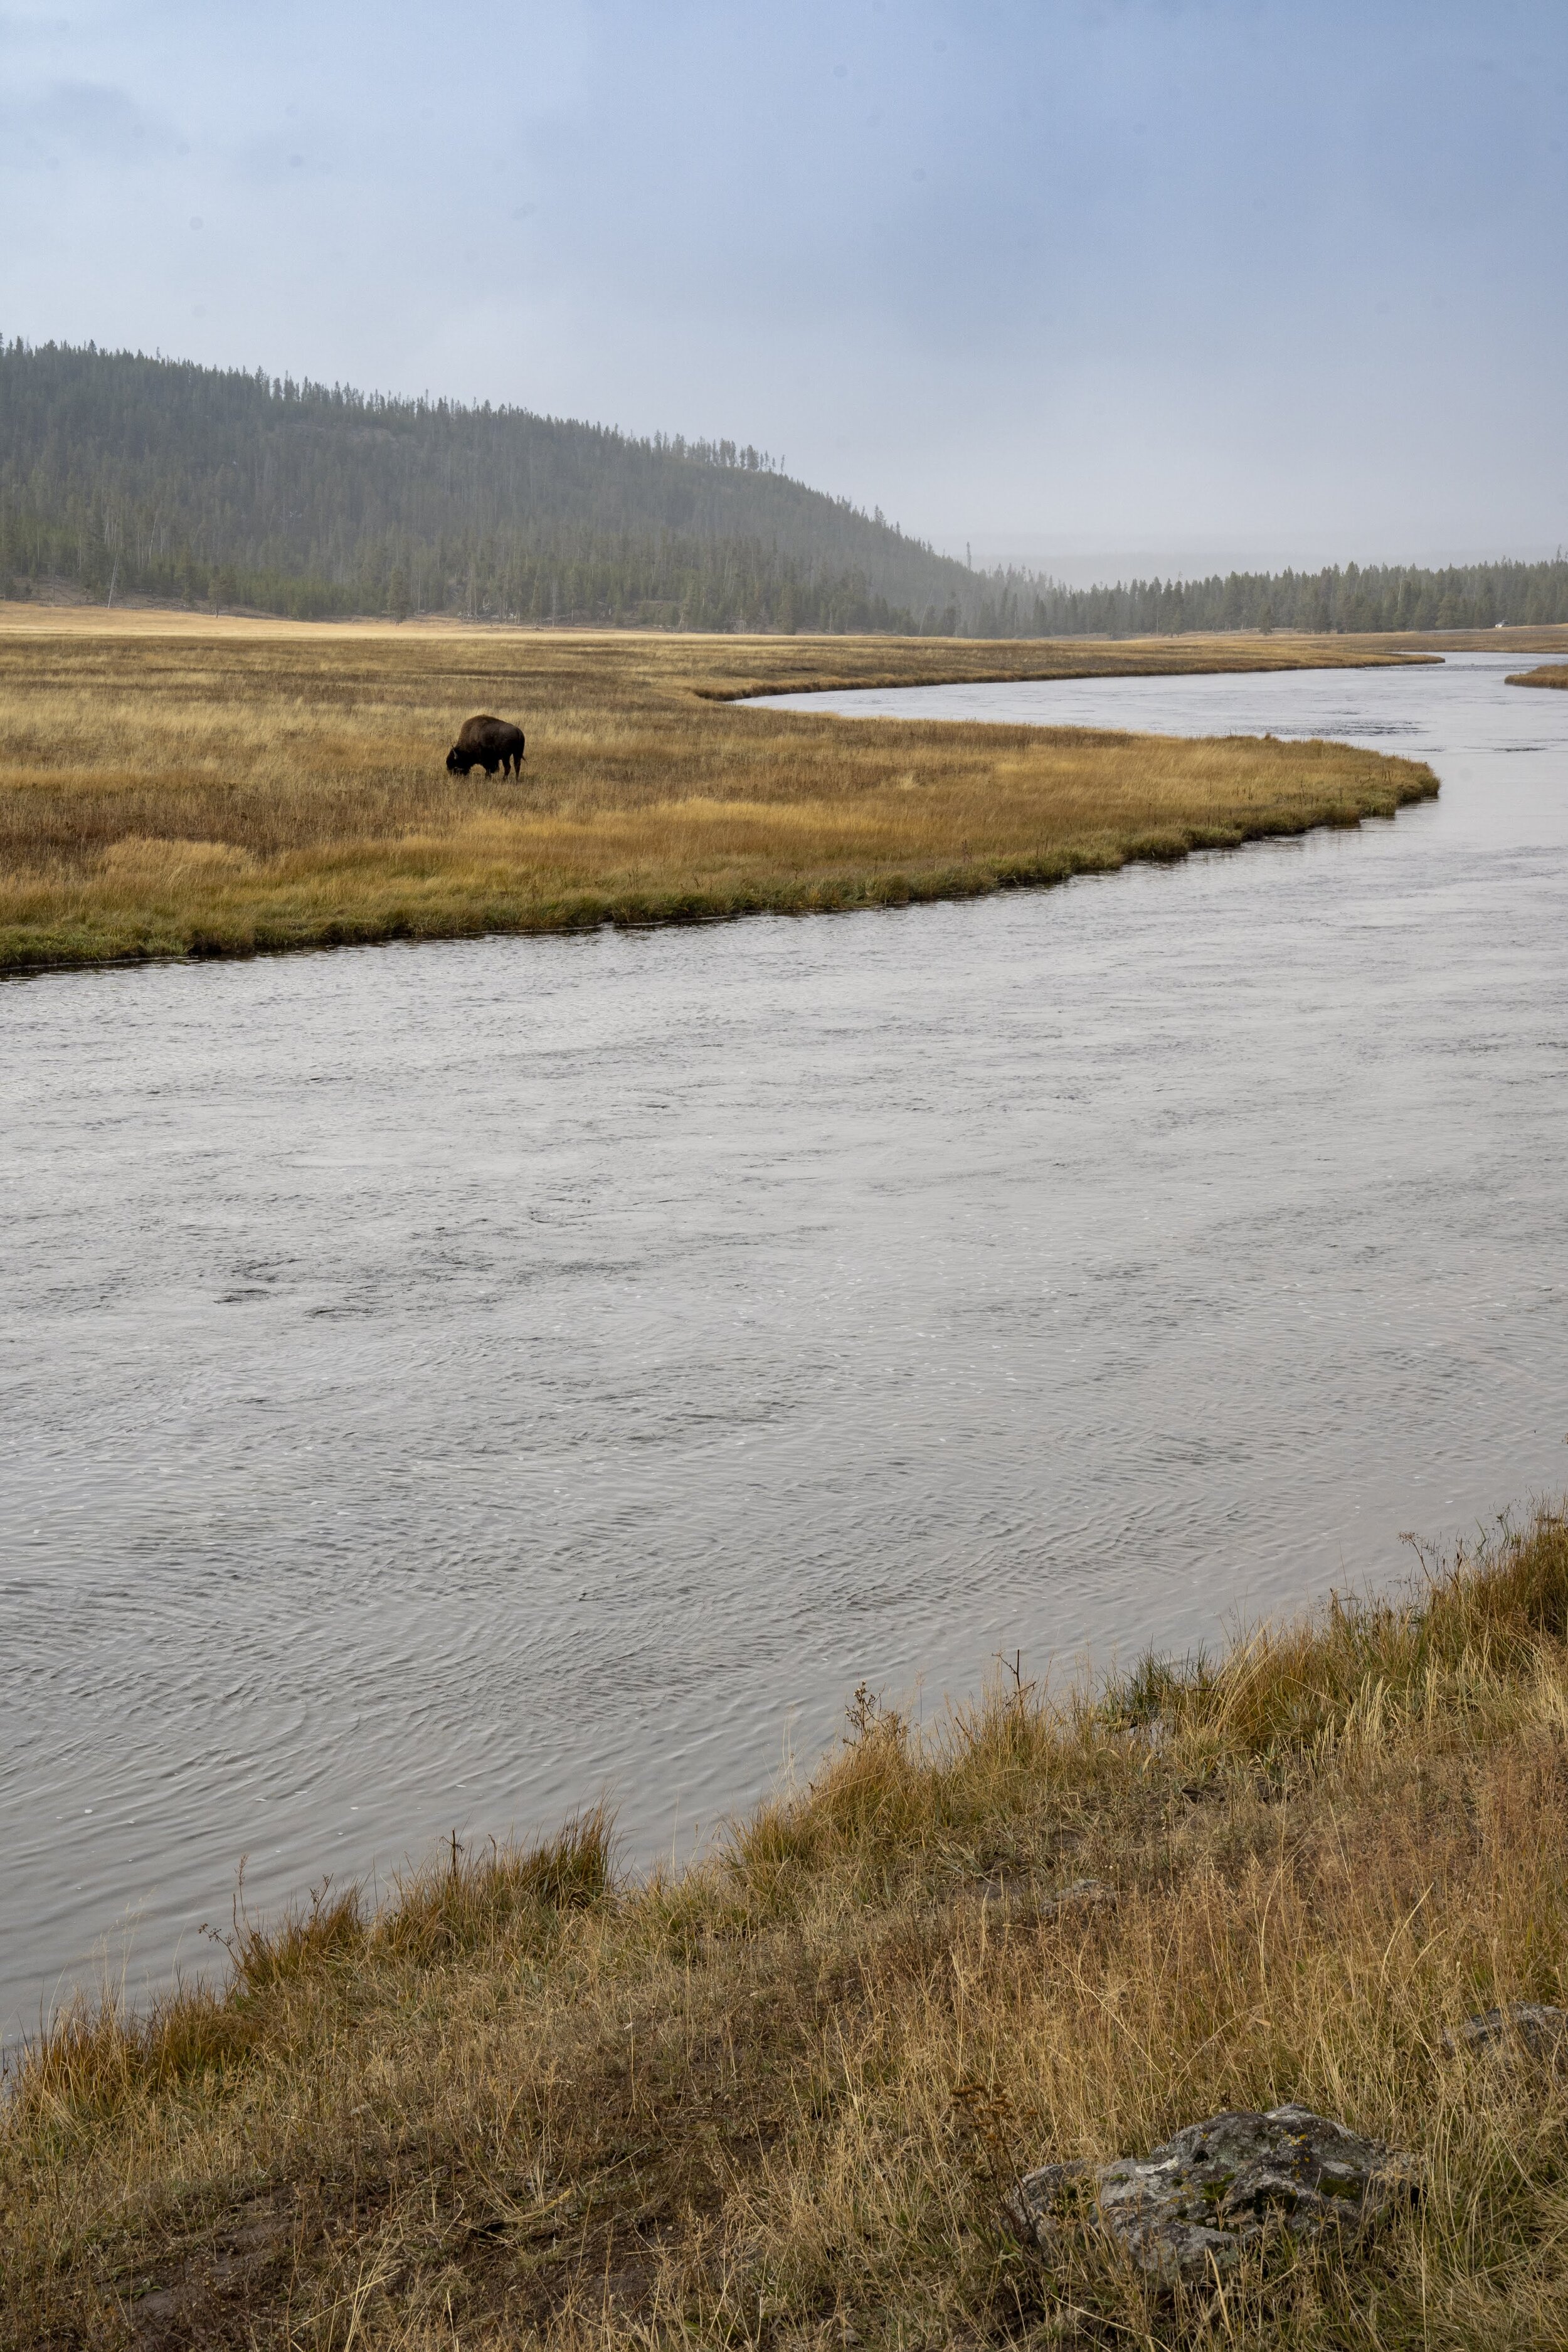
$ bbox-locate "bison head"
[445,746,464,773]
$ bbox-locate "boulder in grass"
[1443,2003,1568,2067]
[1007,2104,1416,2288]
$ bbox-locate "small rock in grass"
[1443,2002,1568,2065]
[1007,2105,1416,2287]
[978,1874,1115,1924]
[1039,1876,1116,1917]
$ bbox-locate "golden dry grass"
[1505,664,1568,689]
[7,1507,1568,2350]
[0,610,1445,972]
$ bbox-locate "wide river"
[3,652,1565,2044]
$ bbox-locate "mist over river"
[3,652,1565,2043]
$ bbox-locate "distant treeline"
[1012,561,1568,637]
[3,339,1565,637]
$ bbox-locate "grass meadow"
[6,1508,1568,2349]
[0,610,1459,973]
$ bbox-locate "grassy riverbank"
[1506,664,1568,689]
[7,1507,1568,2349]
[0,612,1448,973]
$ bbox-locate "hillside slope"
[0,341,973,629]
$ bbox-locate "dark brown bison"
[445,714,526,776]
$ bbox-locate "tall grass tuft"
[376,1806,616,1962]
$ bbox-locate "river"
[3,651,1564,2043]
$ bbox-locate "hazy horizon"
[4,1,1565,567]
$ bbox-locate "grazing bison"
[445,714,526,776]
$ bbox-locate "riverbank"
[1506,664,1568,689]
[0,615,1453,973]
[7,1506,1568,2349]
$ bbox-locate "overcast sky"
[3,0,1565,575]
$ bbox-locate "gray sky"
[4,0,1565,575]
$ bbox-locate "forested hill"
[0,340,974,630]
[4,339,1567,635]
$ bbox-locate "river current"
[3,652,1565,2042]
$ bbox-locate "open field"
[1506,664,1568,689]
[0,610,1465,972]
[6,1506,1568,2350]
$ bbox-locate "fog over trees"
[4,341,1565,637]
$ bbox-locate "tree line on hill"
[0,340,968,632]
[3,339,1565,637]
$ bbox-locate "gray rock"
[1007,2104,1416,2287]
[1039,1877,1116,1918]
[977,1874,1115,1926]
[1443,2003,1568,2065]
